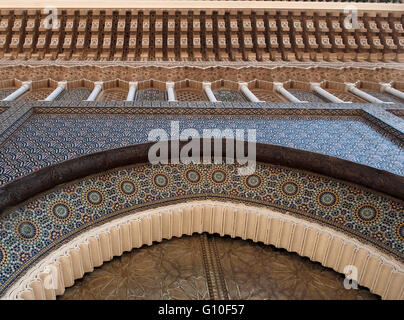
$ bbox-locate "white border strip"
[3,200,403,300]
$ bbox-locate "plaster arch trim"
[0,143,403,300]
[3,200,403,300]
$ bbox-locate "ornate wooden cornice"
[0,3,402,62]
[0,64,403,84]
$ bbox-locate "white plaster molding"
[273,82,307,103]
[2,81,31,101]
[126,81,138,101]
[344,82,387,103]
[202,82,218,102]
[238,82,261,102]
[86,82,104,101]
[3,200,403,300]
[166,81,176,102]
[309,82,349,103]
[44,82,67,102]
[380,82,404,101]
[0,59,402,71]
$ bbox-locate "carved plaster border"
[3,200,403,300]
[0,60,403,70]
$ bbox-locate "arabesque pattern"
[0,162,403,297]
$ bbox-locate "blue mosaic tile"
[0,162,403,296]
[55,88,92,102]
[362,106,404,139]
[363,90,404,104]
[0,105,33,145]
[0,114,403,186]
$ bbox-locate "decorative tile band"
[3,200,404,300]
[362,106,404,141]
[0,112,403,189]
[0,162,403,297]
[0,100,401,110]
[0,100,403,111]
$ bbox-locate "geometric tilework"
[135,90,167,102]
[251,89,285,102]
[0,114,403,187]
[176,90,208,102]
[98,89,128,102]
[327,89,367,103]
[18,89,54,101]
[0,162,403,296]
[55,88,92,102]
[0,104,33,146]
[363,90,404,104]
[288,89,328,103]
[213,90,247,102]
[0,113,402,185]
[361,105,404,143]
